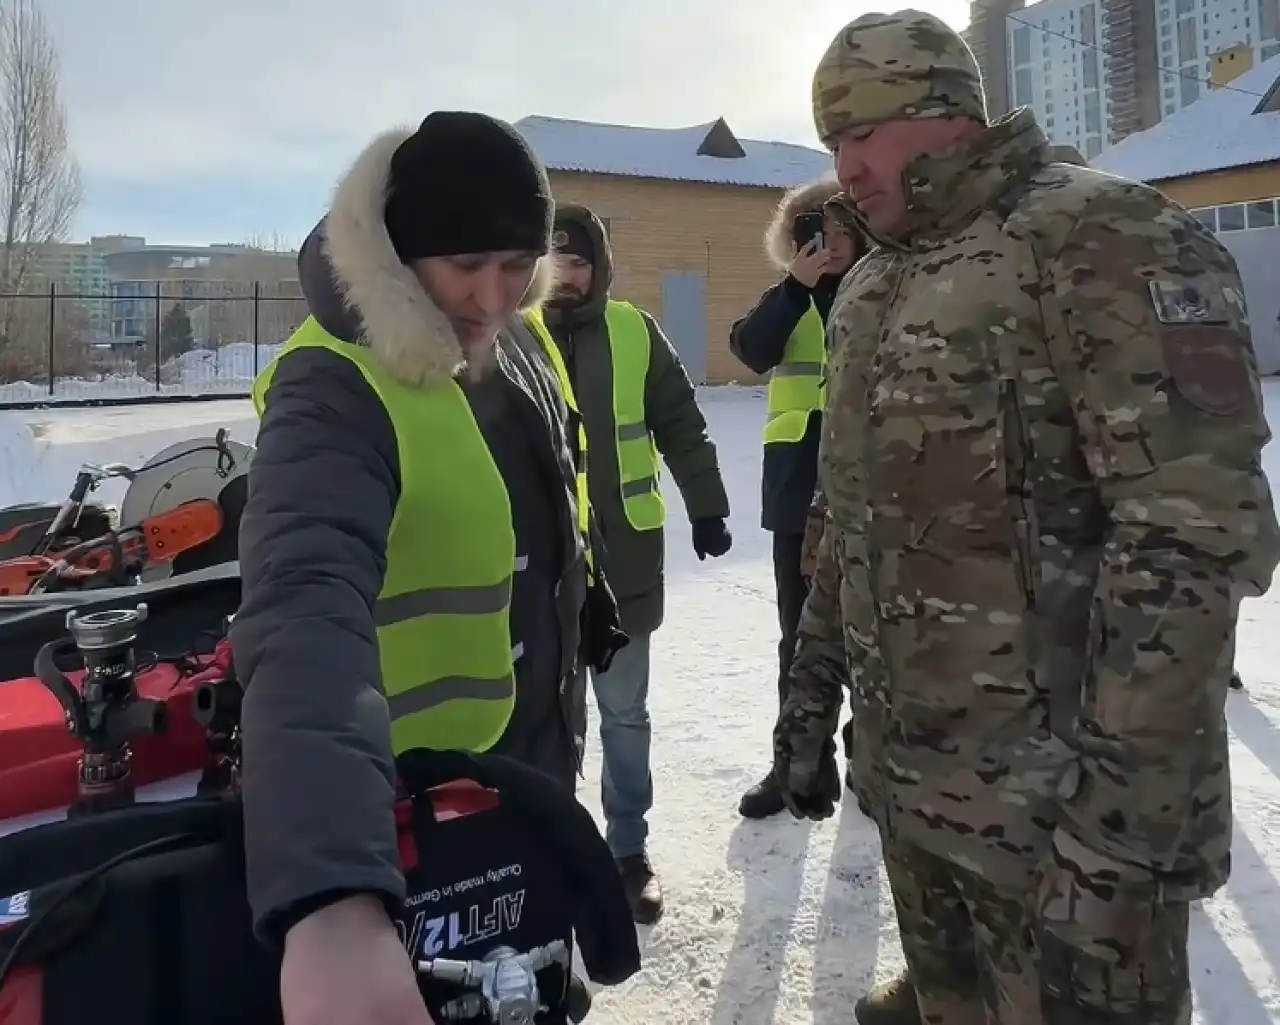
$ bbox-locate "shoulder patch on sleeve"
[1147,280,1230,325]
[1161,325,1252,417]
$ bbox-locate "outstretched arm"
[232,347,404,947]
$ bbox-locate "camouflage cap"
[812,9,988,143]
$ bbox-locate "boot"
[738,772,786,819]
[616,853,664,925]
[855,972,922,1025]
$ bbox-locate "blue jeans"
[591,629,653,858]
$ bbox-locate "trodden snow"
[4,385,1280,1025]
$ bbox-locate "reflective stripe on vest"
[522,309,595,576]
[604,300,665,532]
[251,316,517,754]
[763,303,827,445]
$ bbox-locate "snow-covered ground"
[4,385,1280,1024]
[0,341,285,406]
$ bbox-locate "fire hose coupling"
[33,602,168,816]
[418,940,572,1025]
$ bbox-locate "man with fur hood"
[538,202,732,924]
[231,112,624,1025]
[729,175,866,820]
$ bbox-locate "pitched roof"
[1090,53,1280,183]
[514,115,832,190]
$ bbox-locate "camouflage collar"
[842,108,1051,250]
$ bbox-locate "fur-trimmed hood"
[763,173,842,271]
[297,126,557,388]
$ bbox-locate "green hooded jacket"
[542,204,730,637]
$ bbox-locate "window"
[1015,67,1035,105]
[1175,0,1193,15]
[1083,49,1100,88]
[1262,0,1279,38]
[1177,17,1198,58]
[1246,201,1277,229]
[1085,136,1103,158]
[1190,207,1214,233]
[1013,25,1032,65]
[1084,96,1102,133]
[1081,4,1096,43]
[1180,73,1200,105]
[1263,42,1280,61]
[1217,204,1245,231]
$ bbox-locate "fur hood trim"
[763,173,842,271]
[322,126,556,387]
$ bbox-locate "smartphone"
[793,211,825,251]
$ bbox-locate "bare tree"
[0,0,81,384]
[242,231,296,253]
[0,0,80,292]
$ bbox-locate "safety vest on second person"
[251,316,517,756]
[763,302,826,445]
[527,299,665,533]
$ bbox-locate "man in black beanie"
[231,112,627,1025]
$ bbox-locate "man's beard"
[551,286,585,308]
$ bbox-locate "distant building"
[101,240,301,347]
[516,115,831,385]
[1092,53,1280,370]
[971,0,1280,153]
[26,241,111,334]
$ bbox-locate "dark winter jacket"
[729,175,848,536]
[542,204,729,637]
[229,126,600,945]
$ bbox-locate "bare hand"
[789,239,833,288]
[280,894,435,1025]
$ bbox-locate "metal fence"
[0,284,309,407]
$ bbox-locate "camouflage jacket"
[794,108,1279,897]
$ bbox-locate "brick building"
[516,115,831,385]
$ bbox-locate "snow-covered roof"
[1090,54,1280,183]
[515,115,833,190]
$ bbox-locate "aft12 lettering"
[398,889,526,958]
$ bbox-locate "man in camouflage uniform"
[773,10,1280,1025]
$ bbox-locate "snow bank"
[0,400,258,508]
[0,342,287,406]
[0,413,41,503]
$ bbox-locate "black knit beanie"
[552,219,595,264]
[384,112,553,262]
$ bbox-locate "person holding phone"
[728,176,866,821]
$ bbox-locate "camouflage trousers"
[881,833,1192,1025]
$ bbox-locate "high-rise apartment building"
[971,0,1280,153]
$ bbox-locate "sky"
[44,0,968,247]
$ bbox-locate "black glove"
[582,575,629,673]
[691,517,732,561]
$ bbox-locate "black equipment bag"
[0,751,613,1025]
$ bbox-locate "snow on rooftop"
[1090,53,1280,183]
[515,115,833,190]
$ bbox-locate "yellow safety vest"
[252,316,516,754]
[603,300,664,531]
[526,300,664,533]
[522,310,595,575]
[763,303,826,445]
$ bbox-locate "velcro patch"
[1162,325,1252,417]
[1147,280,1230,325]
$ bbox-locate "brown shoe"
[854,973,921,1025]
[616,853,664,925]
